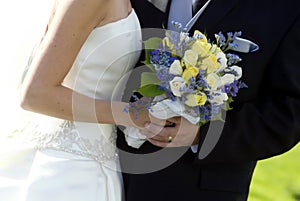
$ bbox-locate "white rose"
[210,90,228,105]
[169,60,183,75]
[218,74,235,88]
[229,65,242,80]
[216,51,228,71]
[206,73,220,90]
[169,77,186,97]
[183,49,198,66]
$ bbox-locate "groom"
[117,0,300,200]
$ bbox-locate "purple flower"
[149,49,177,67]
[227,53,242,65]
[222,80,241,97]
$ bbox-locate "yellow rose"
[182,66,199,82]
[193,30,208,43]
[185,93,207,107]
[191,40,211,58]
[200,54,221,73]
[162,37,174,49]
[210,44,222,54]
[183,49,198,66]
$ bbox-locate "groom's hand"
[141,116,200,147]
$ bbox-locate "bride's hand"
[128,97,166,129]
[141,116,200,147]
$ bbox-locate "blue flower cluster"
[149,49,176,67]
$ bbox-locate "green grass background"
[248,142,300,201]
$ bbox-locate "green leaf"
[140,72,161,87]
[224,96,234,111]
[141,60,154,68]
[144,37,162,50]
[136,84,165,97]
[140,60,155,72]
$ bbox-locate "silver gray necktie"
[167,0,193,31]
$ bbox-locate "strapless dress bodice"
[24,10,142,165]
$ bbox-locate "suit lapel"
[194,0,240,31]
[147,0,170,12]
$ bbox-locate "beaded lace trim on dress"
[28,120,119,163]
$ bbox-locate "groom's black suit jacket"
[117,0,300,200]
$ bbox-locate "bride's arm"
[20,0,147,128]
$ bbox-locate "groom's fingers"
[142,123,178,143]
[147,138,172,147]
[147,137,185,147]
[144,122,176,136]
[143,121,199,147]
[140,126,170,142]
[149,114,168,127]
[144,122,165,134]
[165,116,181,124]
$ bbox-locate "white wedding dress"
[0,10,141,201]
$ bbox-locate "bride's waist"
[23,119,118,163]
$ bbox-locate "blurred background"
[248,145,300,201]
[0,1,299,200]
[0,0,53,137]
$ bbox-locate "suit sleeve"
[196,15,300,164]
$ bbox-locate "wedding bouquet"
[131,30,247,126]
[124,29,248,148]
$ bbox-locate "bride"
[0,0,161,200]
